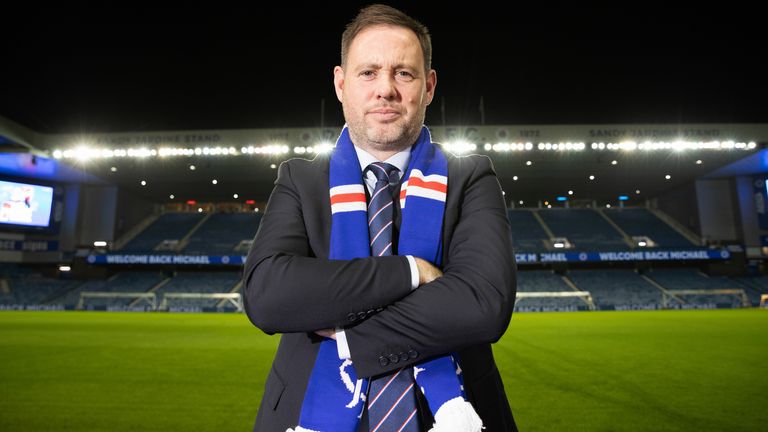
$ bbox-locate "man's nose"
[375,75,397,100]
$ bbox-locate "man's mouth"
[368,109,401,120]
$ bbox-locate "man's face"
[334,25,436,154]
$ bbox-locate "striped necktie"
[364,162,420,432]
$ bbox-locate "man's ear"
[424,69,437,106]
[333,66,344,103]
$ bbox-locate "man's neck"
[364,148,403,161]
[348,130,418,162]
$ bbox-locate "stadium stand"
[537,209,628,251]
[604,208,695,248]
[507,210,550,252]
[731,275,768,306]
[0,265,80,308]
[183,213,262,255]
[55,271,166,310]
[119,213,206,252]
[515,270,588,312]
[566,269,663,310]
[152,271,241,311]
[645,268,746,308]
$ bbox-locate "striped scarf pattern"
[291,126,469,432]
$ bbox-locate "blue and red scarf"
[290,126,471,431]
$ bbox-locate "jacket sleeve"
[242,159,414,335]
[344,155,517,378]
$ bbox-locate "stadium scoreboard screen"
[0,180,54,228]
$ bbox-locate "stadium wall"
[114,189,153,241]
[735,175,768,252]
[57,184,81,252]
[695,179,740,243]
[76,185,118,246]
[654,182,700,235]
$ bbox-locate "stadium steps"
[730,277,768,305]
[119,213,205,252]
[507,210,550,252]
[648,269,749,308]
[640,274,686,306]
[39,280,87,305]
[647,208,702,246]
[595,209,636,248]
[531,210,555,243]
[176,212,213,252]
[560,275,595,309]
[127,276,173,308]
[537,209,628,251]
[215,279,242,309]
[515,270,586,311]
[113,213,161,251]
[42,280,89,305]
[43,273,122,306]
[566,269,665,309]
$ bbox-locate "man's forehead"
[347,25,423,65]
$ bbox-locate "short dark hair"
[341,4,432,72]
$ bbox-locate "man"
[243,4,517,431]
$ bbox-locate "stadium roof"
[2,114,765,205]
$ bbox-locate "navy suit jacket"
[243,150,518,431]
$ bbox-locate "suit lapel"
[311,155,332,259]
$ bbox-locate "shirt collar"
[353,145,411,179]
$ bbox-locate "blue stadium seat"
[646,268,745,308]
[567,269,662,310]
[538,209,627,251]
[604,208,694,248]
[183,213,261,255]
[507,210,549,252]
[516,270,586,312]
[120,213,205,252]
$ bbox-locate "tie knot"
[366,162,400,185]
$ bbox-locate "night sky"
[1,2,765,135]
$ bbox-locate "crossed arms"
[242,155,516,377]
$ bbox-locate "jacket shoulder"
[442,149,495,176]
[278,154,330,180]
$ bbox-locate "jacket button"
[398,352,409,362]
[357,311,367,320]
[378,356,390,367]
[347,313,357,322]
[408,349,418,359]
[388,354,399,364]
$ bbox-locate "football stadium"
[2,4,768,431]
[1,116,767,431]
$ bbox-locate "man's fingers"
[315,329,337,340]
[415,257,442,285]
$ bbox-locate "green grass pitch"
[1,309,766,431]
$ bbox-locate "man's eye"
[396,71,414,81]
[360,70,375,78]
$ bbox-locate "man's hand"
[313,259,441,339]
[414,257,443,285]
[315,329,337,340]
